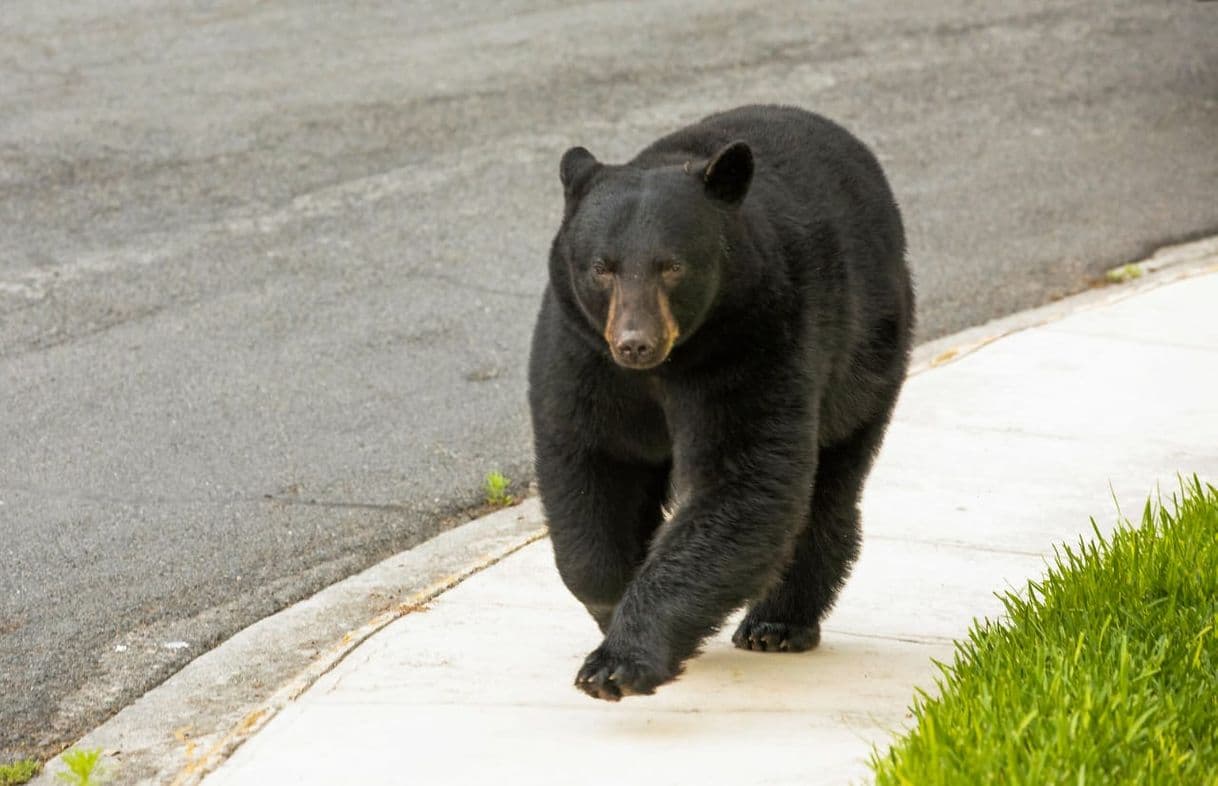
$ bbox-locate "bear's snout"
[603,284,678,370]
[613,330,659,368]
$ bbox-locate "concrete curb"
[30,499,546,786]
[30,234,1217,785]
[909,236,1218,375]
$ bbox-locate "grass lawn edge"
[870,476,1218,785]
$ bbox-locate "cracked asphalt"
[2,0,1216,761]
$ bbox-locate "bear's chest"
[595,375,672,466]
[608,397,671,466]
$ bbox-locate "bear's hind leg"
[732,413,891,652]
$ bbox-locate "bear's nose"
[615,332,655,362]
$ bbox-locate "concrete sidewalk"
[201,266,1218,786]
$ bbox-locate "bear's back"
[633,104,904,274]
[636,105,912,445]
[635,106,884,198]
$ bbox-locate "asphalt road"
[2,0,1216,761]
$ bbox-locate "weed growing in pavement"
[484,471,515,507]
[0,760,40,786]
[1104,263,1144,283]
[54,748,110,786]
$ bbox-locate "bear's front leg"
[536,437,669,632]
[575,386,818,700]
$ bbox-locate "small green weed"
[55,748,110,786]
[871,477,1218,785]
[0,760,40,786]
[1104,262,1144,283]
[484,471,515,507]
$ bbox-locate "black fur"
[527,105,914,701]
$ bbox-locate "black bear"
[527,105,914,701]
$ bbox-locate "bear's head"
[551,140,753,370]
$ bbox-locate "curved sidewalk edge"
[30,500,546,786]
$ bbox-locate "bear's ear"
[559,146,601,200]
[703,140,753,206]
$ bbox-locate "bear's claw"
[732,620,821,653]
[575,645,670,701]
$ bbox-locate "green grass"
[871,477,1218,786]
[483,470,515,507]
[0,761,40,786]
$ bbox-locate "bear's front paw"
[575,644,675,701]
[732,619,821,653]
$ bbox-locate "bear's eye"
[591,259,611,277]
[666,261,682,274]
